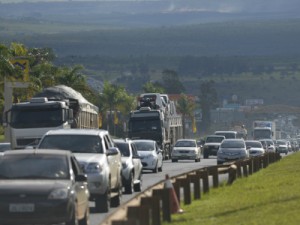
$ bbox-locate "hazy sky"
[0,0,299,14]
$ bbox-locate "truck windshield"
[254,130,271,139]
[11,107,63,128]
[129,120,161,132]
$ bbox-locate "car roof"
[45,129,109,136]
[215,131,237,134]
[176,139,196,142]
[132,139,156,143]
[222,138,244,142]
[206,135,226,138]
[2,149,71,157]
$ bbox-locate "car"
[0,149,90,225]
[132,139,163,173]
[171,139,201,162]
[114,138,143,194]
[217,139,249,165]
[259,139,276,152]
[37,129,123,213]
[202,135,225,159]
[275,139,289,155]
[214,131,238,139]
[245,140,265,157]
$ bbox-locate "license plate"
[9,203,35,212]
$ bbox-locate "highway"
[90,157,218,225]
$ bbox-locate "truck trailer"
[252,120,276,140]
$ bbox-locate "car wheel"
[79,207,90,225]
[95,189,110,213]
[65,205,79,225]
[124,173,134,194]
[158,162,163,172]
[171,159,178,162]
[152,163,158,173]
[111,183,122,207]
[134,173,142,192]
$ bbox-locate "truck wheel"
[95,189,110,213]
[203,151,209,159]
[124,173,134,194]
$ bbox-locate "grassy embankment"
[165,152,300,225]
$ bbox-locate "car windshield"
[206,137,224,143]
[215,132,236,139]
[277,140,287,145]
[221,141,245,148]
[246,141,263,148]
[115,142,130,156]
[134,141,155,151]
[175,140,196,147]
[39,135,103,153]
[0,154,69,179]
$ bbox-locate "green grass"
[166,152,300,225]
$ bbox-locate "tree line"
[0,42,218,138]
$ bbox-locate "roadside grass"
[166,152,300,225]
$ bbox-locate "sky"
[0,0,299,14]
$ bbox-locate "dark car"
[0,149,90,225]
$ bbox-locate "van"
[214,131,237,139]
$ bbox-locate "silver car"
[114,139,143,194]
[217,139,249,165]
[171,139,201,162]
[245,140,265,157]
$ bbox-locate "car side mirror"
[75,174,87,182]
[107,147,120,156]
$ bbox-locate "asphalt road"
[90,157,218,225]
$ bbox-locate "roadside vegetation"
[166,152,300,225]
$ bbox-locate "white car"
[259,139,276,152]
[275,139,289,155]
[245,140,265,157]
[114,139,143,194]
[171,139,201,162]
[132,139,163,173]
[38,129,123,213]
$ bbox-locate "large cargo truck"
[252,120,276,140]
[128,93,183,160]
[3,85,99,149]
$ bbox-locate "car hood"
[249,147,264,152]
[74,153,106,163]
[0,180,71,195]
[219,148,245,152]
[138,151,154,156]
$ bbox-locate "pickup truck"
[38,129,122,213]
[203,135,225,159]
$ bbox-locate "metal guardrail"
[101,152,282,225]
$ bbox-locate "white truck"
[252,120,276,140]
[128,93,183,160]
[3,85,99,149]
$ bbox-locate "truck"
[127,93,183,160]
[252,120,276,140]
[3,85,99,149]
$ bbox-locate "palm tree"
[176,93,195,138]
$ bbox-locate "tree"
[176,93,195,138]
[161,69,185,94]
[198,80,218,132]
[142,82,165,93]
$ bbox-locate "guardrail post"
[141,196,161,225]
[153,188,171,222]
[173,179,181,203]
[242,160,248,177]
[227,164,237,185]
[208,166,219,188]
[177,177,191,205]
[263,154,269,168]
[248,157,253,175]
[188,173,201,200]
[127,205,150,225]
[197,169,209,194]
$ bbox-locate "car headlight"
[218,149,224,154]
[48,188,69,199]
[85,163,103,174]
